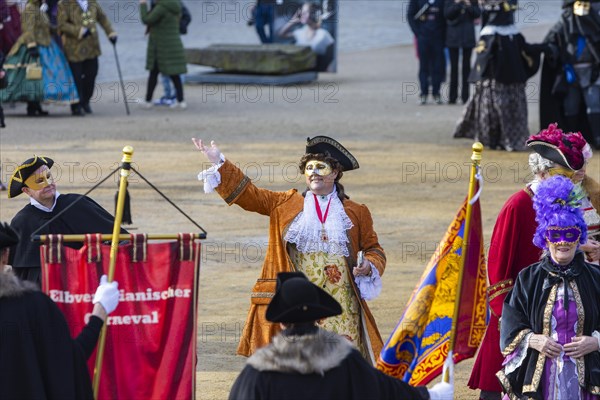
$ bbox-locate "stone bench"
[185,44,316,75]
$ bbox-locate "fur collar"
[247,329,353,375]
[0,272,38,299]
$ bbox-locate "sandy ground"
[1,28,599,399]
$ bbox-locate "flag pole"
[446,142,483,380]
[93,145,133,399]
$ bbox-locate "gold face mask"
[24,169,54,190]
[304,160,333,177]
[574,1,590,16]
[548,166,576,180]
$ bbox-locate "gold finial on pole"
[93,146,134,399]
[471,142,483,163]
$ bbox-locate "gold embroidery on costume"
[570,281,587,389]
[225,176,250,204]
[289,247,364,356]
[523,284,557,393]
[501,328,532,356]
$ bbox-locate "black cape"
[229,328,430,400]
[0,273,103,399]
[498,252,600,399]
[9,193,125,269]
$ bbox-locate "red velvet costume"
[468,187,542,392]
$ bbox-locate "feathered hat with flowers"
[532,175,587,250]
[527,123,590,171]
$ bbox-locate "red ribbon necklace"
[313,194,332,242]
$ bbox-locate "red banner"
[41,234,200,400]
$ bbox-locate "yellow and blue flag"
[376,181,487,385]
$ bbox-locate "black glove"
[109,35,117,45]
[28,46,40,58]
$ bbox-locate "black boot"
[0,104,5,128]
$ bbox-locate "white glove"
[93,275,120,314]
[427,351,454,400]
[428,381,453,400]
[39,2,48,12]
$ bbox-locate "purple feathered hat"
[533,175,587,250]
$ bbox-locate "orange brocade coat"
[215,160,386,360]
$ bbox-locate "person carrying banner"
[229,271,454,400]
[0,222,120,400]
[193,136,385,362]
[7,155,125,285]
[497,175,600,399]
[468,124,592,400]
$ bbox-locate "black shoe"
[82,104,92,114]
[0,121,5,128]
[71,106,85,116]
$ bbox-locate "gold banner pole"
[92,146,133,399]
[446,142,483,381]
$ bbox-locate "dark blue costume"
[408,0,447,104]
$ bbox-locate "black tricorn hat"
[305,136,359,172]
[266,272,342,323]
[8,155,54,199]
[0,222,19,249]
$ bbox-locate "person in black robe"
[0,222,120,400]
[539,0,600,149]
[229,272,454,400]
[497,176,600,399]
[7,155,126,284]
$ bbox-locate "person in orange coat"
[192,136,386,363]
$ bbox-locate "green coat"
[141,0,187,75]
[57,0,115,62]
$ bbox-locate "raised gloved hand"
[39,2,48,12]
[93,274,120,314]
[109,35,117,45]
[28,46,39,58]
[427,352,454,400]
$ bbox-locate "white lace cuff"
[504,332,533,375]
[354,262,382,301]
[197,154,225,193]
[593,331,600,352]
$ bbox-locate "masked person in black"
[540,0,600,149]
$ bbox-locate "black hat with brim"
[305,136,359,172]
[526,141,582,171]
[8,155,54,199]
[266,272,342,323]
[0,222,19,249]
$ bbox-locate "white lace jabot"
[284,188,353,257]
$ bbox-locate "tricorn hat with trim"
[526,124,587,171]
[0,222,19,249]
[305,136,359,171]
[8,155,54,199]
[266,272,342,323]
